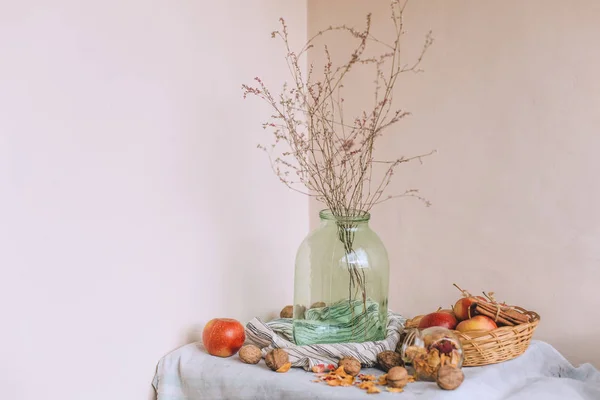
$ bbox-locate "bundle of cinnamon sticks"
[469,302,530,326]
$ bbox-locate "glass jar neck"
[319,209,370,226]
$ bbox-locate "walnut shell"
[377,351,404,372]
[338,356,361,377]
[310,301,326,309]
[387,366,409,388]
[265,349,289,371]
[437,365,464,390]
[280,305,293,318]
[238,345,262,364]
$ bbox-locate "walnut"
[387,366,409,388]
[238,344,262,364]
[310,301,326,309]
[265,349,289,371]
[280,305,293,318]
[338,357,361,376]
[376,351,403,372]
[437,365,464,390]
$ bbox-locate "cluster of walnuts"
[239,345,291,372]
[376,350,463,390]
[238,345,463,391]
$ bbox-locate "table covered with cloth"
[153,315,600,399]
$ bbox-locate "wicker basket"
[405,308,540,367]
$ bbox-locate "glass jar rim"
[319,209,371,223]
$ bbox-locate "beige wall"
[0,1,307,399]
[308,0,600,367]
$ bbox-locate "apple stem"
[482,291,496,303]
[453,283,471,297]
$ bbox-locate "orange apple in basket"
[453,284,488,321]
[456,315,498,333]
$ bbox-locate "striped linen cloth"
[245,312,405,371]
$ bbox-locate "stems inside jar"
[336,222,368,318]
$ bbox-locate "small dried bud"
[279,305,293,318]
[387,366,409,388]
[265,349,289,371]
[431,339,456,355]
[238,345,262,364]
[436,365,464,390]
[376,351,403,372]
[338,356,361,377]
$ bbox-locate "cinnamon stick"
[478,302,530,324]
[470,302,530,326]
[470,304,515,326]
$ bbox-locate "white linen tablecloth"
[152,340,600,399]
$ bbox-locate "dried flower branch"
[242,0,434,308]
[243,0,434,217]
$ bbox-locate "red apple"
[456,315,497,333]
[202,318,246,357]
[418,312,458,330]
[453,296,487,321]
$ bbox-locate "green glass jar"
[292,210,389,345]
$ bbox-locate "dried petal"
[387,387,404,393]
[327,379,341,387]
[450,350,460,367]
[367,386,381,394]
[427,349,441,369]
[358,381,375,389]
[312,364,325,373]
[360,374,376,381]
[276,362,292,373]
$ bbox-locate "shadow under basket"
[405,307,541,367]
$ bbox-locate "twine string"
[484,291,518,322]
